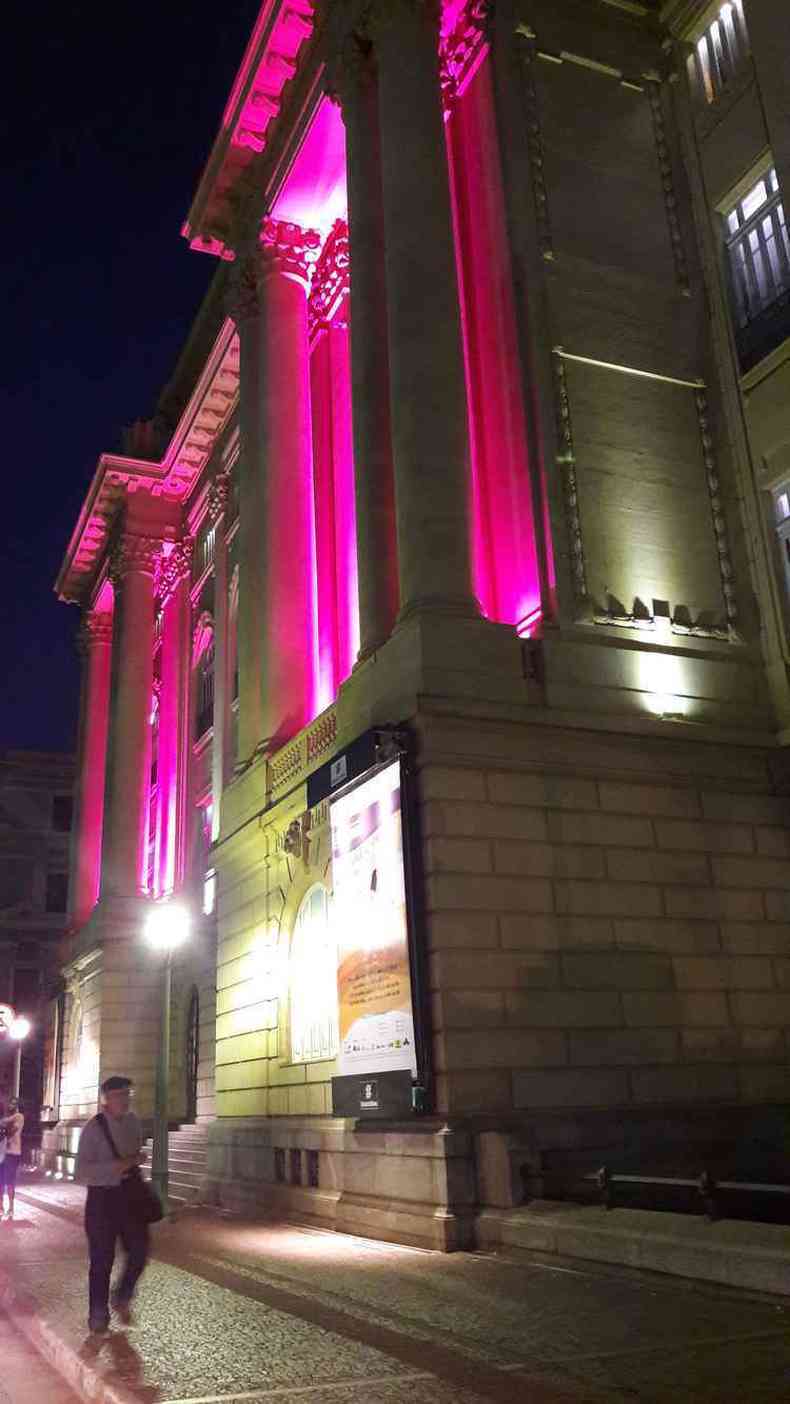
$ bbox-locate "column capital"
[308,219,350,334]
[207,469,231,526]
[226,251,261,326]
[158,537,193,603]
[258,218,322,287]
[439,1,492,108]
[109,533,161,587]
[78,610,113,654]
[325,29,376,112]
[367,0,440,46]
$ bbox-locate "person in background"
[75,1076,148,1334]
[0,1097,24,1220]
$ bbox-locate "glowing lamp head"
[144,901,191,953]
[9,1016,31,1041]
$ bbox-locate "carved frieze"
[207,470,231,526]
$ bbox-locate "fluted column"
[226,260,267,762]
[257,218,320,747]
[369,0,478,621]
[101,533,159,900]
[70,610,113,928]
[329,34,399,658]
[208,474,230,839]
[155,539,192,895]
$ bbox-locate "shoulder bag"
[96,1113,164,1225]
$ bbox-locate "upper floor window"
[725,167,790,369]
[196,640,215,740]
[192,520,216,583]
[690,1,749,105]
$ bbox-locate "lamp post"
[8,1015,31,1100]
[144,901,190,1214]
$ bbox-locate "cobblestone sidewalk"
[1,1175,789,1403]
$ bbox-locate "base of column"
[395,592,481,627]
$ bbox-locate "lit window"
[690,1,749,105]
[196,640,215,739]
[203,868,217,916]
[724,167,790,367]
[776,493,790,523]
[289,884,338,1064]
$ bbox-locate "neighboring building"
[49,0,790,1248]
[0,751,74,1121]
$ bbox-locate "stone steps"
[141,1123,210,1207]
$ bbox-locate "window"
[45,872,69,914]
[725,168,790,368]
[690,1,749,105]
[196,640,215,739]
[289,884,338,1064]
[51,795,73,832]
[192,521,216,582]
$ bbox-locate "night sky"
[3,2,261,754]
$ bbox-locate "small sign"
[360,1079,379,1111]
[330,755,348,789]
[0,1005,14,1037]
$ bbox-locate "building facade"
[0,750,74,1122]
[51,0,790,1248]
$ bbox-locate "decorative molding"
[514,31,554,261]
[551,353,588,609]
[324,30,376,112]
[158,538,193,604]
[308,220,350,335]
[258,218,322,287]
[78,612,113,653]
[225,252,260,325]
[645,78,691,297]
[439,0,492,109]
[695,387,738,631]
[306,711,337,763]
[269,741,303,795]
[109,534,161,586]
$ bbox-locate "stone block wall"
[420,712,790,1143]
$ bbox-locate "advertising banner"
[330,760,417,1078]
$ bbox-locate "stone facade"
[51,0,790,1246]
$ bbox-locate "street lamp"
[144,900,190,1213]
[9,1016,31,1100]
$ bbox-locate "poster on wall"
[330,759,417,1079]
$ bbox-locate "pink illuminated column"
[226,261,267,763]
[369,0,477,620]
[70,609,113,928]
[208,474,230,839]
[101,533,159,900]
[154,540,192,895]
[330,38,400,657]
[256,219,320,746]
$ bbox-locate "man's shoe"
[88,1315,110,1334]
[110,1294,133,1326]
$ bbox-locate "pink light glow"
[447,54,543,634]
[271,97,348,237]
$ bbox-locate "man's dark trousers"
[85,1184,149,1325]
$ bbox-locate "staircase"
[142,1123,209,1209]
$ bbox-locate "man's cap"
[101,1076,133,1094]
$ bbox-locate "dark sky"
[2,2,261,754]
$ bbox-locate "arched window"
[290,884,338,1064]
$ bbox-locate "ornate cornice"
[308,219,350,335]
[77,612,113,654]
[439,0,492,109]
[109,534,161,587]
[258,218,322,286]
[158,538,193,604]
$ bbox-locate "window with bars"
[689,1,749,105]
[725,168,790,369]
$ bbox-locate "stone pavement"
[0,1174,789,1403]
[0,1310,81,1404]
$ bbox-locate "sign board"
[330,759,417,1079]
[0,1004,15,1037]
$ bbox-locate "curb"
[0,1265,141,1404]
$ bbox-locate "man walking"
[75,1075,148,1333]
[0,1097,24,1220]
